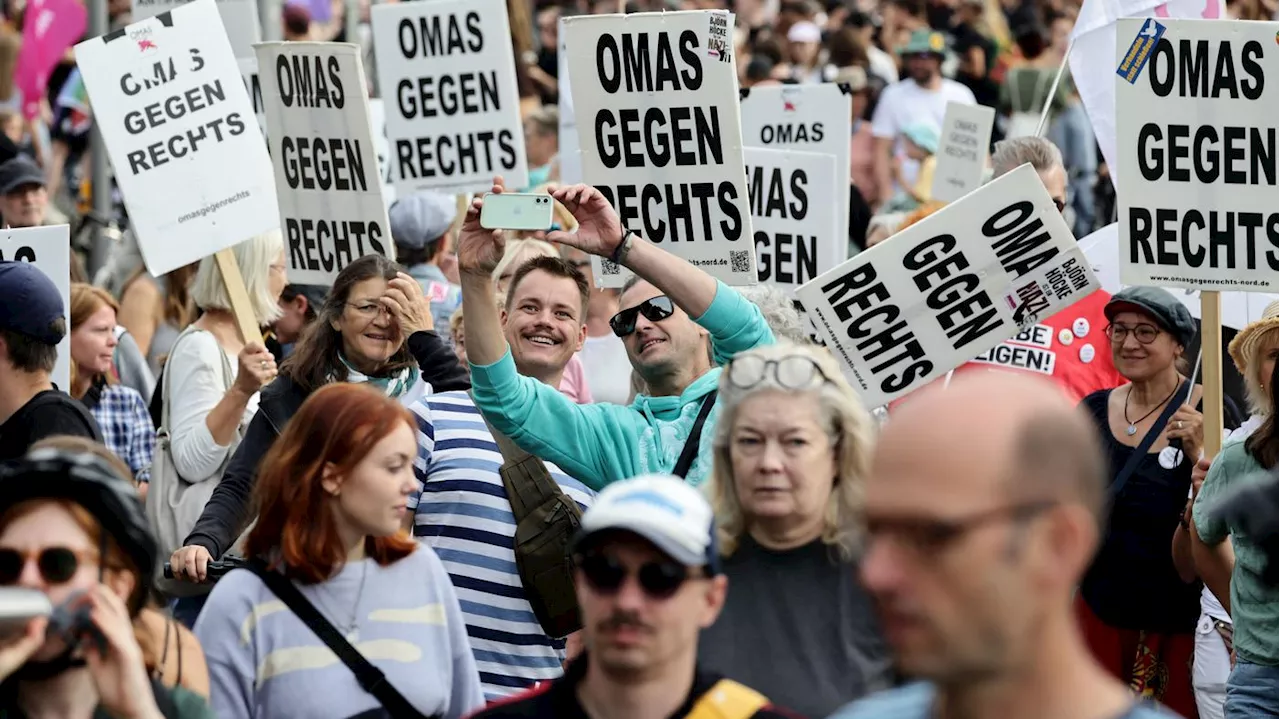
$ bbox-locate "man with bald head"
[829,373,1178,719]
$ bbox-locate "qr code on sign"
[600,259,622,275]
[730,250,751,274]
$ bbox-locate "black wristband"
[610,229,637,265]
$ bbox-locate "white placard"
[0,226,71,392]
[931,102,995,203]
[1116,18,1278,293]
[740,83,851,258]
[745,147,840,294]
[132,0,260,59]
[557,17,582,185]
[367,99,398,208]
[237,57,266,139]
[797,164,1099,407]
[371,0,529,195]
[75,0,279,278]
[565,11,756,288]
[256,41,393,285]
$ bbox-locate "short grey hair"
[738,284,810,345]
[190,229,284,326]
[990,136,1064,178]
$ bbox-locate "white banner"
[798,164,1099,407]
[740,83,851,259]
[565,11,756,287]
[931,102,995,203]
[1116,18,1278,293]
[75,0,278,277]
[367,99,398,207]
[132,0,260,59]
[0,226,71,391]
[256,41,393,285]
[371,0,528,195]
[745,147,840,294]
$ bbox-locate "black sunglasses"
[0,547,91,585]
[609,296,675,338]
[579,553,695,600]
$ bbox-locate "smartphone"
[0,588,52,640]
[479,193,555,232]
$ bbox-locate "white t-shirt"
[870,78,976,189]
[579,333,633,406]
[165,330,260,483]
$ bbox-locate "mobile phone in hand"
[479,193,555,232]
[0,588,52,641]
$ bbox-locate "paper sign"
[1116,18,1278,293]
[75,0,279,277]
[565,11,756,287]
[238,57,266,139]
[132,0,260,59]
[256,41,392,285]
[371,0,529,195]
[14,0,87,121]
[740,83,851,259]
[367,99,398,207]
[745,147,841,293]
[0,226,71,392]
[931,102,995,203]
[797,164,1099,407]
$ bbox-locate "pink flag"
[13,0,87,121]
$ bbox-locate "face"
[576,534,726,676]
[730,391,837,525]
[451,322,467,364]
[503,269,586,377]
[0,184,48,228]
[1107,310,1181,382]
[267,250,289,305]
[71,305,118,377]
[851,90,869,121]
[524,123,558,168]
[1037,166,1068,214]
[790,40,820,66]
[906,53,941,84]
[617,280,708,381]
[325,422,418,538]
[274,294,310,345]
[1258,331,1277,398]
[333,277,401,368]
[536,7,558,48]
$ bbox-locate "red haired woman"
[192,384,484,719]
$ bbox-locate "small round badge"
[1079,343,1095,363]
[1058,328,1074,346]
[1159,446,1184,470]
[1073,318,1090,338]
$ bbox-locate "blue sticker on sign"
[1117,19,1166,84]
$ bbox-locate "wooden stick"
[214,249,264,345]
[1201,290,1224,459]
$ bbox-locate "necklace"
[314,560,368,637]
[1123,382,1180,436]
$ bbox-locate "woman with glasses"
[698,342,892,717]
[1077,286,1241,718]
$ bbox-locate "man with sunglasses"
[830,373,1178,719]
[468,474,800,719]
[457,178,774,490]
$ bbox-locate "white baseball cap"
[574,474,720,573]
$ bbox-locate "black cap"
[0,261,64,345]
[0,155,45,196]
[1104,286,1196,347]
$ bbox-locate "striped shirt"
[408,391,595,700]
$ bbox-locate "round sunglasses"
[0,547,96,586]
[578,553,697,600]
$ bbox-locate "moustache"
[597,612,652,634]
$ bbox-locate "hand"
[545,184,625,258]
[382,272,433,335]
[457,177,509,277]
[562,630,584,669]
[1191,456,1212,499]
[170,545,212,583]
[82,586,164,719]
[233,343,276,395]
[1166,404,1204,460]
[0,617,47,684]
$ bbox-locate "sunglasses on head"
[0,547,95,586]
[609,296,675,338]
[578,553,697,600]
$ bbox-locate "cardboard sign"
[256,42,392,285]
[1116,18,1278,293]
[931,102,995,203]
[75,0,279,278]
[367,99,399,207]
[797,164,1099,407]
[238,57,266,139]
[132,0,260,59]
[370,0,529,195]
[0,226,71,392]
[740,83,851,259]
[565,11,756,287]
[15,0,87,121]
[744,147,841,293]
[557,16,582,185]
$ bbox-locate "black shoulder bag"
[672,391,719,479]
[1110,380,1191,498]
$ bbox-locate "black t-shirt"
[0,389,104,462]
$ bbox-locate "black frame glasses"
[863,500,1057,557]
[1105,322,1162,345]
[609,296,675,338]
[578,553,697,600]
[0,547,95,586]
[727,354,833,391]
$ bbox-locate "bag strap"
[246,559,433,719]
[672,391,718,479]
[469,393,568,519]
[1111,380,1191,498]
[685,679,769,719]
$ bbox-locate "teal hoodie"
[470,281,775,489]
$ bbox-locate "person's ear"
[1039,504,1098,587]
[321,462,343,496]
[698,574,729,629]
[103,568,137,607]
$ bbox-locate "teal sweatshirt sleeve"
[696,280,776,365]
[469,351,645,490]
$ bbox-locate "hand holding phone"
[479,192,555,232]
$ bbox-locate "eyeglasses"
[609,296,675,338]
[1105,322,1161,345]
[346,301,389,319]
[0,547,97,586]
[727,354,832,391]
[863,500,1056,557]
[578,553,697,600]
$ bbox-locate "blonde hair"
[492,239,559,284]
[708,342,875,559]
[189,230,284,325]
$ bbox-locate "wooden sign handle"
[214,248,264,346]
[1201,290,1224,460]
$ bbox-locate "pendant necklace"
[315,560,368,639]
[1123,383,1179,436]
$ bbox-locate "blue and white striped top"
[408,391,595,701]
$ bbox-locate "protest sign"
[740,83,851,258]
[75,0,278,277]
[371,0,528,195]
[931,102,995,203]
[0,226,71,391]
[745,147,840,293]
[238,57,266,139]
[15,0,87,121]
[132,0,260,59]
[1116,18,1278,293]
[797,164,1099,407]
[367,99,398,207]
[256,41,392,285]
[564,10,756,287]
